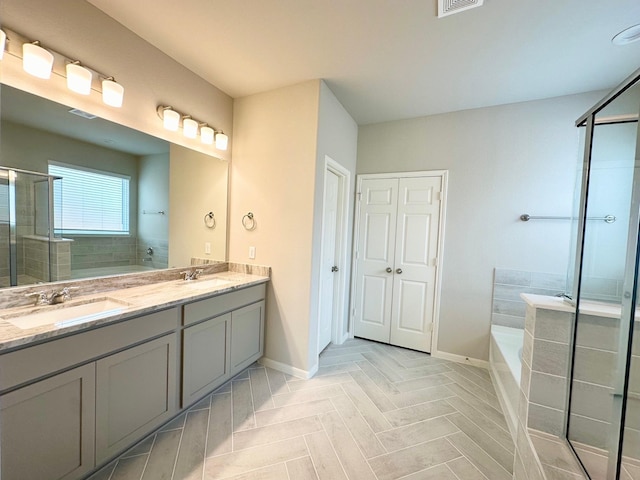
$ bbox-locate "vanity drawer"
[183,284,266,326]
[0,307,179,393]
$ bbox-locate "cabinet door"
[230,301,265,375]
[0,363,95,480]
[95,333,177,463]
[182,313,230,406]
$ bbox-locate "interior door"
[389,176,441,352]
[353,177,398,343]
[318,170,340,351]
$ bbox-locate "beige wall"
[357,91,606,361]
[229,80,321,374]
[1,0,232,161]
[168,144,228,266]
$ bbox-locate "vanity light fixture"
[66,61,92,95]
[200,125,214,145]
[215,131,228,151]
[101,77,124,107]
[183,116,198,139]
[0,30,6,60]
[156,105,228,149]
[22,41,54,79]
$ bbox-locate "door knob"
[386,267,393,273]
[396,268,403,274]
[331,266,339,272]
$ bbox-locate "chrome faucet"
[26,287,76,306]
[181,268,204,281]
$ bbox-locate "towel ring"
[204,211,216,229]
[242,212,256,231]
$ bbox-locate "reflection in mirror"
[0,84,228,288]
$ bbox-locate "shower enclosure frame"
[1,166,61,286]
[566,67,640,480]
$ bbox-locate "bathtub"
[489,324,524,441]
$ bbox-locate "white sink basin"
[3,297,131,330]
[181,277,233,290]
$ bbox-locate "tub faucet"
[181,269,203,281]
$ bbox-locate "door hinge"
[426,323,433,333]
[436,191,443,201]
[432,257,438,267]
[356,192,362,201]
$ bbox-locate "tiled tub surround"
[0,261,270,351]
[492,269,566,330]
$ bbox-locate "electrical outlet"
[249,246,256,259]
[205,242,211,254]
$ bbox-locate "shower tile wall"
[137,236,168,269]
[70,236,138,272]
[492,269,565,329]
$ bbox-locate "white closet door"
[389,176,442,353]
[353,178,398,343]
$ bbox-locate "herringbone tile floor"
[88,339,515,480]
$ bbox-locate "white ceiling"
[88,0,640,125]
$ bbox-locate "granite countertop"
[0,271,269,352]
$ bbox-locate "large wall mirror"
[0,84,228,288]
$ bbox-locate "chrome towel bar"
[520,214,616,223]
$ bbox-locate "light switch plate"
[249,246,256,259]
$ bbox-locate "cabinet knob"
[396,268,403,274]
[386,267,393,273]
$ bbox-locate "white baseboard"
[432,350,489,369]
[258,357,318,379]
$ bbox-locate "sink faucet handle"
[195,269,204,278]
[25,291,48,305]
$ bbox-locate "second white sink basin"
[3,297,131,330]
[181,277,233,290]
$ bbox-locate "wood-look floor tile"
[393,373,454,393]
[320,410,377,479]
[141,430,182,480]
[445,383,508,430]
[341,381,392,433]
[207,393,232,457]
[233,416,322,450]
[232,379,255,432]
[376,416,459,452]
[316,362,361,377]
[204,438,308,478]
[356,360,400,395]
[111,455,148,480]
[383,399,455,428]
[446,456,490,480]
[394,356,450,369]
[122,434,155,458]
[319,353,366,366]
[87,460,117,480]
[330,394,386,458]
[159,412,186,432]
[400,463,458,480]
[249,368,274,411]
[173,409,209,480]
[253,398,335,427]
[446,396,513,452]
[445,372,501,409]
[287,373,354,391]
[190,395,212,411]
[397,363,452,380]
[389,384,455,409]
[264,367,289,395]
[368,436,461,480]
[286,456,319,480]
[304,431,348,480]
[446,432,511,480]
[349,370,396,412]
[321,344,374,357]
[272,383,345,407]
[220,462,289,480]
[446,412,513,473]
[360,352,404,382]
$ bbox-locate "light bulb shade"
[102,79,124,107]
[23,43,54,79]
[183,118,198,139]
[215,132,228,151]
[163,108,180,131]
[66,63,93,95]
[200,126,214,145]
[0,30,6,60]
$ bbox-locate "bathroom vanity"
[0,269,268,480]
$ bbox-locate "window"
[49,163,130,235]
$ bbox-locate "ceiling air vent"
[438,0,484,18]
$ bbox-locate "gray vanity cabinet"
[182,313,231,405]
[230,301,265,375]
[95,333,178,464]
[0,363,96,480]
